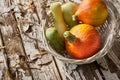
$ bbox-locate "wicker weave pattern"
[41,0,120,64]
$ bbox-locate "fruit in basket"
[75,0,108,26]
[64,24,101,59]
[46,27,65,52]
[50,2,67,40]
[62,2,78,28]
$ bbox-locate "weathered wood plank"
[0,0,34,79]
[11,0,62,80]
[54,58,104,80]
[0,29,10,80]
[97,55,120,80]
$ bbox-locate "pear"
[62,2,78,28]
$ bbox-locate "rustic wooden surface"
[0,0,120,80]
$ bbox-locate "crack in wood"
[95,61,106,80]
[0,30,14,80]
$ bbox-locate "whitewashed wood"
[0,29,9,80]
[54,58,104,80]
[0,0,34,79]
[11,0,62,80]
[97,57,120,80]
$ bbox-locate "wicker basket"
[41,0,120,64]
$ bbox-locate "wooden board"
[0,0,61,80]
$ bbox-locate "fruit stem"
[72,15,77,21]
[64,31,77,43]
